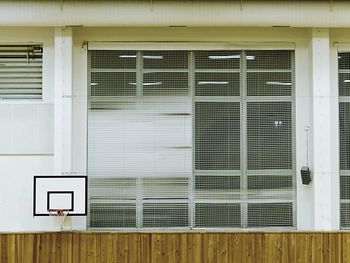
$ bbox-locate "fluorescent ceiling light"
[119,55,136,58]
[119,55,163,59]
[266,81,292,86]
[90,83,98,86]
[197,81,229,85]
[344,80,350,83]
[208,55,240,59]
[274,121,283,127]
[207,55,255,60]
[143,55,163,59]
[129,82,163,86]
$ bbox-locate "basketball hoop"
[48,209,69,230]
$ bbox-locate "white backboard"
[33,176,87,216]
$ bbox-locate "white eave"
[0,1,350,27]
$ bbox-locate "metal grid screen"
[88,49,295,229]
[0,45,43,100]
[339,52,350,228]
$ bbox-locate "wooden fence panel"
[1,232,350,263]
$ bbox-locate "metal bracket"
[82,41,88,52]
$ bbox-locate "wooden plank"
[128,233,141,263]
[241,233,253,263]
[342,233,350,263]
[330,233,341,263]
[205,233,218,263]
[187,233,202,263]
[323,233,331,263]
[176,232,188,263]
[299,233,313,263]
[2,232,350,263]
[251,233,263,263]
[20,234,35,263]
[228,233,242,263]
[60,233,73,263]
[218,233,229,263]
[141,233,151,263]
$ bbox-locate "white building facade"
[0,1,349,231]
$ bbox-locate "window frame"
[87,44,296,230]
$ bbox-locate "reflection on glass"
[197,81,229,85]
[208,55,240,59]
[265,81,291,86]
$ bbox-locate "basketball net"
[48,209,69,231]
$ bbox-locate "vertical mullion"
[291,51,297,227]
[136,51,143,98]
[189,51,195,228]
[86,50,91,228]
[241,50,248,228]
[136,50,143,228]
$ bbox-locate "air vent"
[0,45,42,100]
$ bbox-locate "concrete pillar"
[311,28,333,230]
[54,27,73,174]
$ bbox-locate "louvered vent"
[339,52,350,229]
[88,49,295,229]
[0,45,42,100]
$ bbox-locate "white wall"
[0,25,345,231]
[0,28,56,231]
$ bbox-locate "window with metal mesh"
[339,52,350,229]
[88,49,295,229]
[0,45,43,100]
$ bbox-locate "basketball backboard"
[33,175,87,216]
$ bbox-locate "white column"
[311,28,333,230]
[54,27,73,174]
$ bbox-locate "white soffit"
[87,42,295,50]
[0,1,349,27]
[336,42,350,52]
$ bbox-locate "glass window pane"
[89,203,136,228]
[340,102,350,170]
[195,102,240,170]
[91,50,137,69]
[248,175,292,190]
[195,72,240,96]
[195,175,240,190]
[247,72,292,96]
[195,51,240,69]
[339,73,350,96]
[90,72,136,96]
[341,176,350,200]
[195,175,241,200]
[143,51,188,69]
[143,203,189,227]
[247,102,292,170]
[246,50,292,70]
[143,72,188,96]
[341,203,350,228]
[195,203,241,228]
[339,52,350,70]
[247,203,293,227]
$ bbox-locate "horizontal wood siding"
[0,232,349,263]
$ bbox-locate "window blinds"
[88,49,295,229]
[339,52,350,228]
[0,45,42,100]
